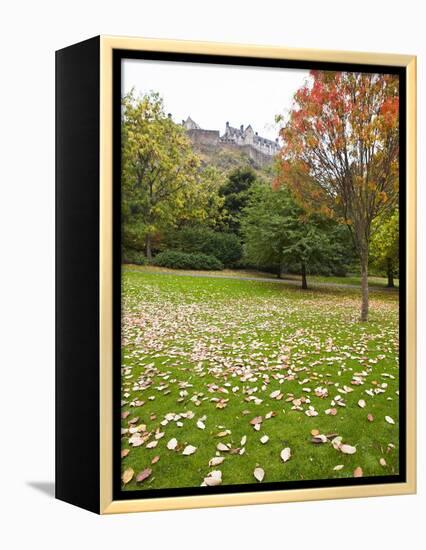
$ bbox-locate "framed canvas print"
[55,36,416,514]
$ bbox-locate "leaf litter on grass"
[120,271,400,490]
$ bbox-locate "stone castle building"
[181,116,280,166]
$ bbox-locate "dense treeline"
[122,83,399,302]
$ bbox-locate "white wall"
[0,1,423,548]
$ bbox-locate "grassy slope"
[120,271,399,490]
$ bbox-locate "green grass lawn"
[120,269,399,490]
[124,263,398,289]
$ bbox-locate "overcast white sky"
[122,59,310,141]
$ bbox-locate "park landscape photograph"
[119,58,401,492]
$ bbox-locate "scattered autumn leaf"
[280,447,291,462]
[182,445,197,456]
[136,468,152,483]
[167,438,178,450]
[253,467,265,482]
[122,467,134,485]
[353,467,363,477]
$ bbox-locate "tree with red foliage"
[276,71,399,321]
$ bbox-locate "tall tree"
[122,91,222,258]
[219,167,258,233]
[276,71,399,320]
[370,209,399,287]
[241,184,345,288]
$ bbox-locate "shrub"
[122,248,147,265]
[153,250,223,270]
[164,227,242,266]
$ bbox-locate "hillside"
[192,141,276,182]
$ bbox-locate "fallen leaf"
[331,436,343,450]
[136,468,152,483]
[353,466,363,477]
[358,399,366,408]
[254,467,265,482]
[121,449,130,458]
[379,458,387,466]
[203,470,222,486]
[122,467,134,485]
[151,455,160,464]
[250,416,263,426]
[216,442,230,452]
[311,429,320,436]
[167,438,178,450]
[182,445,197,456]
[333,464,344,471]
[209,456,225,466]
[280,447,291,462]
[340,444,357,455]
[146,440,158,449]
[260,435,269,444]
[196,420,206,430]
[385,416,395,425]
[367,413,374,422]
[311,434,328,444]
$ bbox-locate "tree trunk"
[301,261,308,290]
[145,233,152,260]
[386,257,395,288]
[360,253,369,322]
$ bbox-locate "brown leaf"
[151,455,160,464]
[121,449,130,459]
[367,413,374,422]
[136,468,152,483]
[250,416,263,426]
[311,429,320,436]
[353,466,363,478]
[122,467,134,485]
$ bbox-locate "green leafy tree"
[241,185,346,288]
[370,209,399,287]
[219,167,258,233]
[121,91,223,259]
